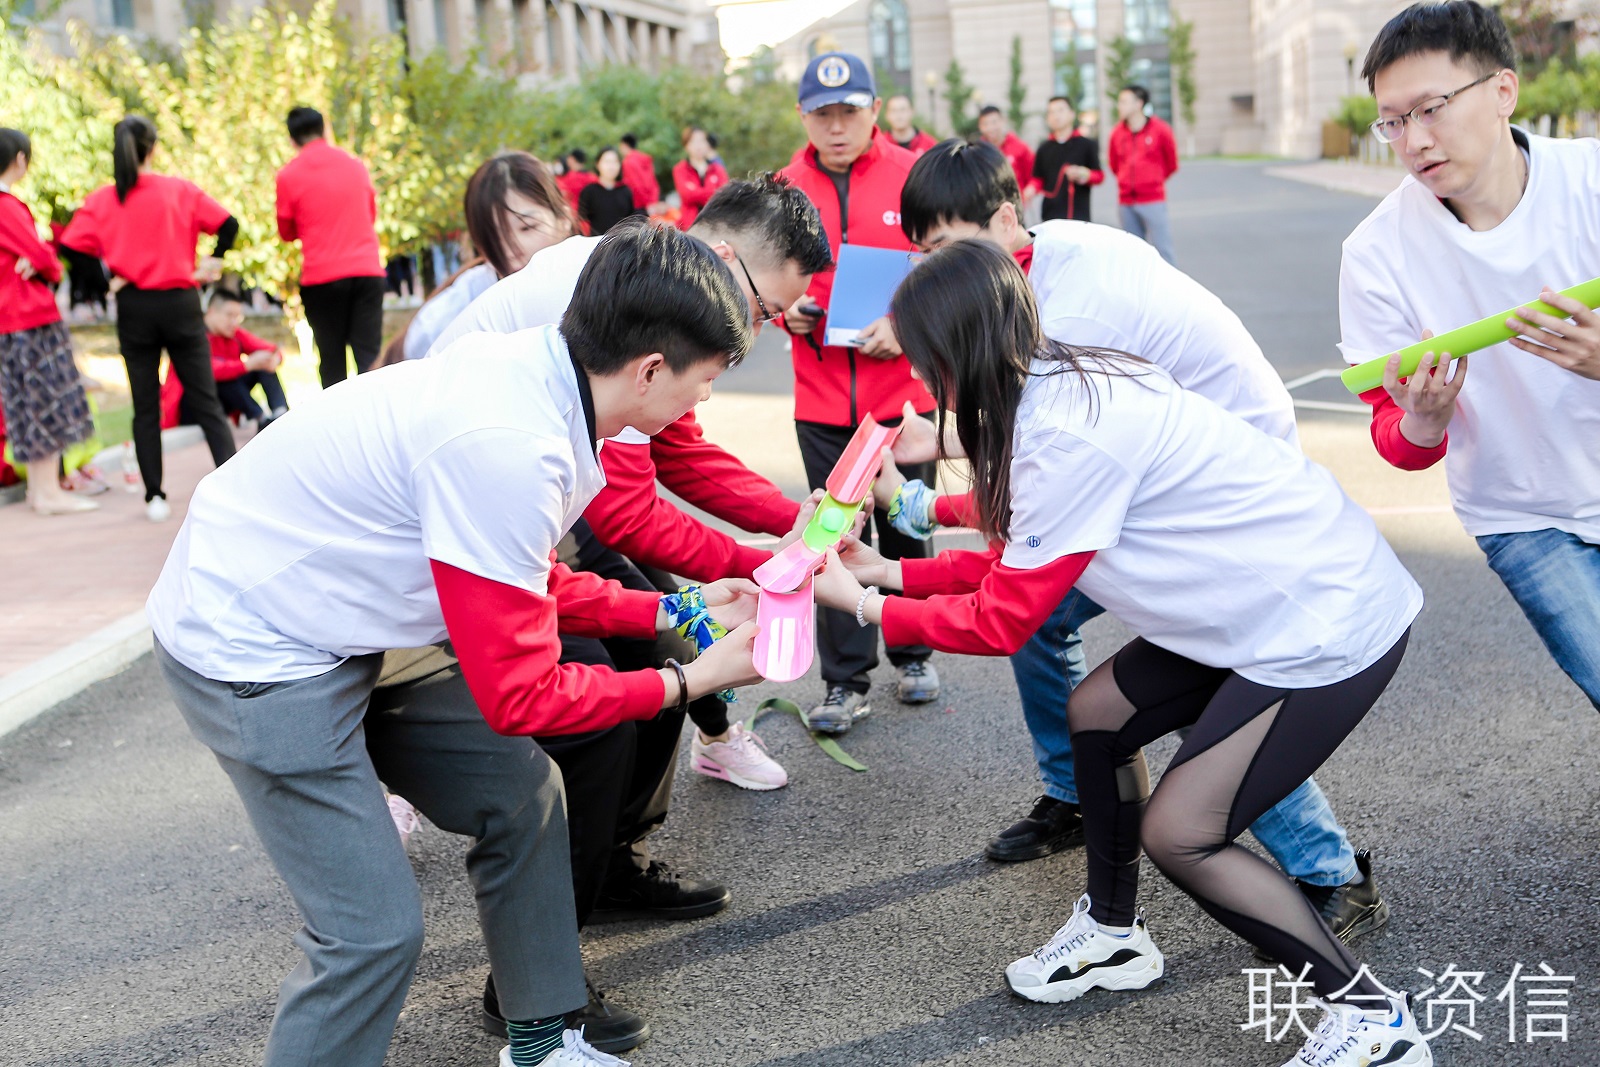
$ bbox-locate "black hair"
[890,239,1144,542]
[1122,84,1151,105]
[463,151,572,278]
[113,115,157,203]
[620,133,639,149]
[207,288,244,308]
[691,173,834,276]
[1047,95,1074,110]
[286,107,326,146]
[566,147,588,166]
[1362,1,1516,91]
[900,139,1019,245]
[0,128,31,174]
[978,104,1003,119]
[562,217,752,377]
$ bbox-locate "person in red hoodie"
[0,128,98,516]
[1107,83,1179,265]
[778,51,942,732]
[275,107,386,388]
[618,133,662,214]
[884,94,938,156]
[672,126,729,231]
[201,290,288,427]
[979,105,1039,204]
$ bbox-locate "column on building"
[610,9,631,65]
[654,22,672,69]
[586,3,607,65]
[557,0,579,77]
[633,16,653,72]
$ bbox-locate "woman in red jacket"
[60,115,238,523]
[672,126,728,231]
[0,129,98,516]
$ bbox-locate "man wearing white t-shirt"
[883,139,1392,949]
[148,222,765,1067]
[1341,1,1600,711]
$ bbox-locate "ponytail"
[113,115,157,203]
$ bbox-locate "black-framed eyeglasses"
[732,251,780,323]
[1370,71,1501,144]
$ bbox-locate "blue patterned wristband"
[887,479,939,540]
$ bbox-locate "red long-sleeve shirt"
[0,190,63,334]
[208,327,277,382]
[672,159,729,231]
[1108,116,1178,205]
[1359,386,1449,470]
[584,411,800,581]
[275,139,384,286]
[432,558,667,737]
[622,151,660,210]
[60,174,230,291]
[880,548,1095,656]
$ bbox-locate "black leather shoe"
[588,859,731,923]
[984,796,1085,863]
[481,974,651,1054]
[1255,848,1390,961]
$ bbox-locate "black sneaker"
[1254,848,1390,961]
[588,859,731,923]
[481,974,651,1054]
[984,796,1085,863]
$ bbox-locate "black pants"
[796,416,936,692]
[217,371,288,421]
[1069,631,1410,999]
[116,287,236,502]
[301,275,385,388]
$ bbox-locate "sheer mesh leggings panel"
[1068,632,1409,998]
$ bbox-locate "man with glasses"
[1340,0,1600,712]
[778,52,944,732]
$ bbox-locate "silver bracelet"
[855,585,879,628]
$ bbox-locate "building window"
[388,0,406,32]
[868,0,912,96]
[434,0,450,53]
[1125,0,1169,46]
[1128,56,1172,120]
[475,0,491,51]
[1050,0,1095,108]
[109,0,135,29]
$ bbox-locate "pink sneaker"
[388,793,421,850]
[691,722,789,791]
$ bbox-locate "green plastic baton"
[1340,276,1600,395]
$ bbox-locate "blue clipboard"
[823,244,922,347]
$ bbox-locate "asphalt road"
[4,161,1597,1067]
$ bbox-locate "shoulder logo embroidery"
[817,57,851,88]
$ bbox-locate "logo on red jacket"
[882,210,901,226]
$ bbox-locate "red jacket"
[208,327,277,382]
[994,132,1039,196]
[672,159,729,231]
[778,130,935,426]
[60,175,230,291]
[558,170,596,230]
[1108,116,1178,205]
[894,129,939,156]
[0,191,63,334]
[622,151,660,209]
[275,139,384,286]
[584,409,801,581]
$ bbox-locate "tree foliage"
[1167,15,1197,127]
[1007,36,1027,131]
[1104,35,1135,102]
[1,0,805,306]
[942,58,978,139]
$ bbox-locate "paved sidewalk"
[0,434,226,734]
[1264,159,1409,199]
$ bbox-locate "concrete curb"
[0,611,152,739]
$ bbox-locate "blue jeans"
[1478,528,1600,711]
[1011,590,1358,886]
[1118,201,1177,266]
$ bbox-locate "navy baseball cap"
[798,52,877,113]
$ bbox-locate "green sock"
[506,1016,565,1066]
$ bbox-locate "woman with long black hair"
[60,115,238,522]
[814,239,1434,1067]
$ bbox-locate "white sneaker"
[387,794,421,851]
[691,721,788,790]
[1280,995,1432,1067]
[498,1027,631,1066]
[1004,894,1165,1003]
[146,496,171,522]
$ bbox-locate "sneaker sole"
[588,894,732,924]
[898,689,940,705]
[805,701,871,735]
[1006,950,1165,1004]
[691,754,788,791]
[984,828,1086,863]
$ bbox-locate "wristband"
[855,585,879,628]
[887,478,939,540]
[663,658,690,715]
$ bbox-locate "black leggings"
[1068,631,1409,998]
[116,287,237,501]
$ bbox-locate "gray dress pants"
[156,640,587,1067]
